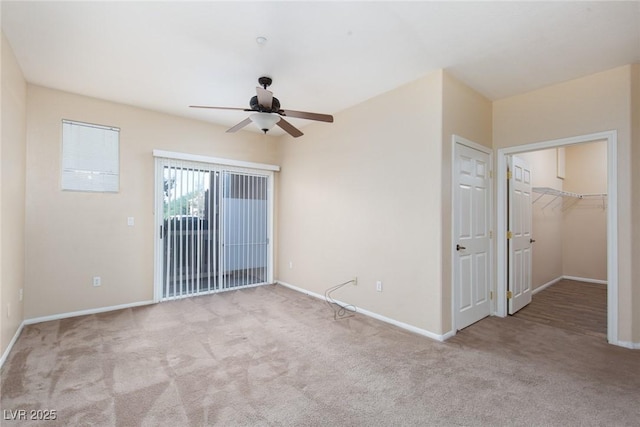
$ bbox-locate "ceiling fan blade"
[226,117,252,133]
[276,118,304,138]
[190,105,250,111]
[256,87,273,110]
[280,109,333,123]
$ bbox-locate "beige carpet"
[2,284,639,426]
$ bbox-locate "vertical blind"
[158,157,272,300]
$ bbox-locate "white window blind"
[62,120,120,192]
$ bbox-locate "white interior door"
[454,140,492,330]
[508,156,532,314]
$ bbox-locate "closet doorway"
[496,131,618,344]
[514,141,608,338]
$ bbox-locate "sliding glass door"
[220,172,269,289]
[155,157,273,300]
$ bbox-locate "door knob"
[456,244,466,251]
[530,238,536,243]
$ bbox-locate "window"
[61,120,120,192]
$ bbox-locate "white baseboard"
[613,340,640,350]
[562,275,607,285]
[276,280,450,342]
[532,276,564,295]
[0,321,25,370]
[24,300,155,326]
[533,275,607,296]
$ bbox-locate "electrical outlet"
[376,280,383,292]
[289,261,293,269]
[127,217,135,226]
[93,276,101,287]
[7,303,10,318]
[352,276,358,286]
[19,288,23,302]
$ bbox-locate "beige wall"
[518,149,564,288]
[562,141,607,281]
[441,72,492,332]
[1,33,27,355]
[274,70,492,336]
[24,85,279,319]
[275,71,445,334]
[493,65,635,343]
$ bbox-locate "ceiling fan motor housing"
[250,95,280,113]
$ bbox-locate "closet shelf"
[532,187,607,209]
[533,187,581,201]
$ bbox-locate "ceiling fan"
[190,76,334,138]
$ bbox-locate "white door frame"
[452,135,494,331]
[495,130,618,344]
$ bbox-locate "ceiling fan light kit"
[250,112,280,133]
[190,76,333,138]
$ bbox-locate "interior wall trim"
[276,281,454,342]
[23,300,155,327]
[562,275,608,285]
[532,276,564,295]
[0,321,25,370]
[616,341,640,350]
[532,275,607,295]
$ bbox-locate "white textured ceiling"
[2,1,639,134]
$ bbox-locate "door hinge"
[507,171,513,179]
[489,230,493,239]
[490,291,493,300]
[507,291,513,299]
[507,230,513,239]
[489,170,493,179]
